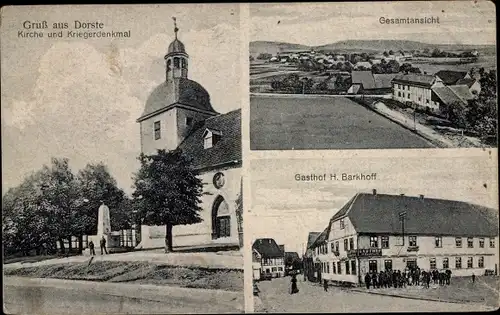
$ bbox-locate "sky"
[248,151,498,255]
[250,1,497,46]
[1,4,241,195]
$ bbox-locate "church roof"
[168,38,186,54]
[138,78,217,122]
[178,109,241,171]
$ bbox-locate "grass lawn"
[4,261,244,292]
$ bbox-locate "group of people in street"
[364,267,453,289]
[88,236,108,256]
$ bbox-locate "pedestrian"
[100,236,108,255]
[253,281,260,297]
[371,272,378,289]
[446,269,452,285]
[290,274,299,294]
[323,279,328,292]
[425,272,430,288]
[365,272,371,289]
[88,240,95,256]
[472,274,476,283]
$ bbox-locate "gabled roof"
[285,252,300,261]
[449,85,474,101]
[435,70,468,85]
[351,71,376,89]
[432,86,467,107]
[456,78,477,88]
[374,74,398,89]
[306,232,321,249]
[252,238,284,258]
[392,74,435,87]
[341,193,498,237]
[178,109,241,171]
[355,61,372,69]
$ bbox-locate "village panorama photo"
[249,1,497,150]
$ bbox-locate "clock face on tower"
[213,172,225,189]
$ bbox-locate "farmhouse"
[309,190,499,286]
[253,238,286,278]
[348,71,395,94]
[392,73,446,112]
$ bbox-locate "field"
[250,95,434,150]
[4,260,244,291]
[410,54,496,75]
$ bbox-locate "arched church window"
[174,57,180,68]
[181,58,187,69]
[167,59,172,71]
[212,196,231,239]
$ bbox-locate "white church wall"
[137,165,241,249]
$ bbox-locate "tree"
[383,51,389,57]
[466,70,497,138]
[2,172,54,256]
[132,149,204,253]
[386,60,400,73]
[76,163,131,252]
[39,158,83,253]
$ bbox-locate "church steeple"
[165,17,188,81]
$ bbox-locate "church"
[135,21,242,250]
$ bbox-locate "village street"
[254,276,494,313]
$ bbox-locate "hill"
[250,40,496,55]
[250,40,310,57]
[315,40,496,53]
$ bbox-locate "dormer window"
[203,128,222,149]
[186,117,193,126]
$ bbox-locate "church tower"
[137,18,218,156]
[165,17,188,81]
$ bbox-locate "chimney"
[372,189,377,195]
[419,194,424,200]
[279,245,285,253]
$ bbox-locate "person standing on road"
[290,274,299,294]
[100,236,108,255]
[472,273,476,283]
[323,279,328,292]
[88,240,95,256]
[364,272,371,289]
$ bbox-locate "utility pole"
[399,211,407,246]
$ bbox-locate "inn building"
[309,190,499,285]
